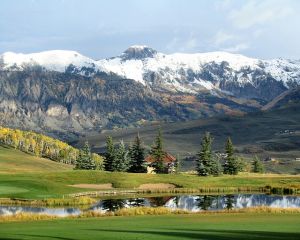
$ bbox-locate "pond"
[1,194,300,217]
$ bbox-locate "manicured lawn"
[1,213,300,239]
[0,170,300,199]
[1,145,300,199]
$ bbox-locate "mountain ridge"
[0,45,300,140]
[1,46,300,98]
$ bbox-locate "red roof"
[145,152,176,164]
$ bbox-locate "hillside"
[76,105,300,173]
[0,145,72,174]
[262,88,300,111]
[0,69,261,140]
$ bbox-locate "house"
[145,153,177,174]
[264,156,279,163]
[265,156,275,162]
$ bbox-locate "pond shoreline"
[1,185,300,207]
[1,206,300,222]
[68,186,300,198]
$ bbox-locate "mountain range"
[0,45,299,139]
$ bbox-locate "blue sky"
[0,0,299,59]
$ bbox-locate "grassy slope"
[1,170,300,199]
[1,213,300,240]
[0,145,72,174]
[1,144,300,199]
[0,145,72,198]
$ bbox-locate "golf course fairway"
[1,213,300,240]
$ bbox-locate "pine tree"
[75,141,96,170]
[113,140,130,172]
[104,136,115,171]
[210,156,223,176]
[223,137,239,175]
[252,156,264,173]
[237,157,247,172]
[150,128,165,173]
[196,132,221,176]
[128,134,147,173]
[75,149,83,169]
[196,132,213,176]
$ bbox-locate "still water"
[1,194,300,217]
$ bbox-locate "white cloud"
[166,34,198,52]
[182,37,197,51]
[213,30,236,46]
[223,43,250,53]
[229,0,293,29]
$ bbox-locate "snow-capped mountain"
[1,50,95,72]
[1,45,300,99]
[1,45,300,138]
[97,46,300,97]
[99,46,262,90]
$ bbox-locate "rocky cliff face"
[0,68,263,139]
[0,70,192,139]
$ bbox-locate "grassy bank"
[0,196,97,206]
[1,170,300,199]
[0,145,72,174]
[1,211,300,239]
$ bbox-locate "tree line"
[1,125,265,175]
[75,133,151,172]
[0,126,103,167]
[196,132,264,176]
[80,129,172,173]
[103,134,148,173]
[76,129,264,175]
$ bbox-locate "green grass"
[1,145,300,199]
[0,145,72,174]
[1,213,300,239]
[1,170,300,199]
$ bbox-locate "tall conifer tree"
[196,132,221,176]
[223,137,239,175]
[129,134,147,173]
[75,141,95,170]
[150,128,165,173]
[104,136,115,171]
[196,132,213,176]
[113,140,130,172]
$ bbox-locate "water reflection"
[1,194,300,217]
[0,206,80,217]
[148,196,173,207]
[165,194,300,211]
[225,195,234,210]
[196,195,214,210]
[100,199,126,212]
